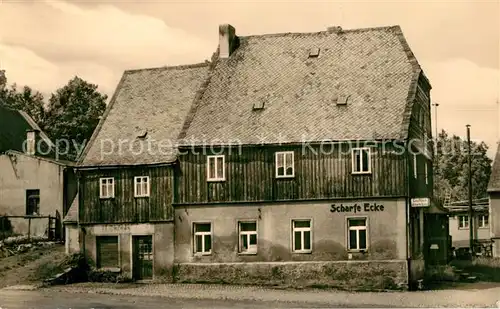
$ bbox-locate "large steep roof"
[179,26,423,146]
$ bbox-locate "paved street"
[0,289,333,309]
[1,283,500,308]
[0,289,368,309]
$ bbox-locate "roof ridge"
[240,25,400,39]
[5,150,74,166]
[124,62,210,74]
[177,50,220,141]
[17,110,55,148]
[394,24,424,140]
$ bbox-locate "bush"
[424,265,458,282]
[87,269,132,283]
[62,253,88,271]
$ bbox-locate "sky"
[0,0,499,156]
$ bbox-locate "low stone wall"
[174,260,408,291]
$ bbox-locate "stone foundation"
[174,260,408,291]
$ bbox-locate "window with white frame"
[99,178,115,198]
[134,176,150,197]
[424,161,428,185]
[292,220,311,253]
[348,218,367,251]
[413,153,418,178]
[26,131,35,155]
[458,215,469,229]
[352,148,370,174]
[276,151,294,177]
[239,221,257,254]
[207,155,225,181]
[193,222,212,255]
[478,215,489,228]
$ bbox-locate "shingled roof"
[63,193,78,223]
[79,63,211,167]
[79,24,427,167]
[179,25,424,146]
[487,143,500,192]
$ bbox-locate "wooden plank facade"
[408,76,434,199]
[177,142,409,204]
[79,165,174,224]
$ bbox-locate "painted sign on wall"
[330,203,384,213]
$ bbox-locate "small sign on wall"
[411,198,430,208]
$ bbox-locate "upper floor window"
[134,176,150,197]
[413,153,418,179]
[292,219,312,253]
[424,161,428,185]
[26,131,35,155]
[239,221,257,254]
[99,177,115,199]
[458,215,469,229]
[478,215,489,228]
[275,151,294,178]
[26,189,40,215]
[352,148,370,174]
[207,155,225,181]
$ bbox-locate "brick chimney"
[219,24,238,58]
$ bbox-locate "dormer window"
[336,95,350,106]
[252,101,265,110]
[308,47,320,58]
[137,129,147,139]
[26,131,36,155]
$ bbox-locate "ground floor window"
[239,221,257,254]
[193,222,212,255]
[348,218,367,251]
[292,219,311,253]
[26,189,40,215]
[458,215,469,229]
[96,236,119,268]
[478,215,489,228]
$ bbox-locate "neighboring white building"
[445,200,491,255]
[488,144,500,257]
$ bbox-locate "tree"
[433,129,492,205]
[44,76,107,160]
[0,71,47,125]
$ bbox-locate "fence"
[0,210,61,241]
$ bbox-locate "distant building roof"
[0,104,54,154]
[488,143,500,192]
[78,63,211,167]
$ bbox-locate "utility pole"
[432,102,440,199]
[432,103,439,149]
[466,124,474,256]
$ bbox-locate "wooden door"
[132,235,153,280]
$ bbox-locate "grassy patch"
[425,265,458,282]
[452,257,500,282]
[32,261,65,281]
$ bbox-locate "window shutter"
[97,236,119,268]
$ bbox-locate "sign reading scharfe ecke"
[330,203,384,213]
